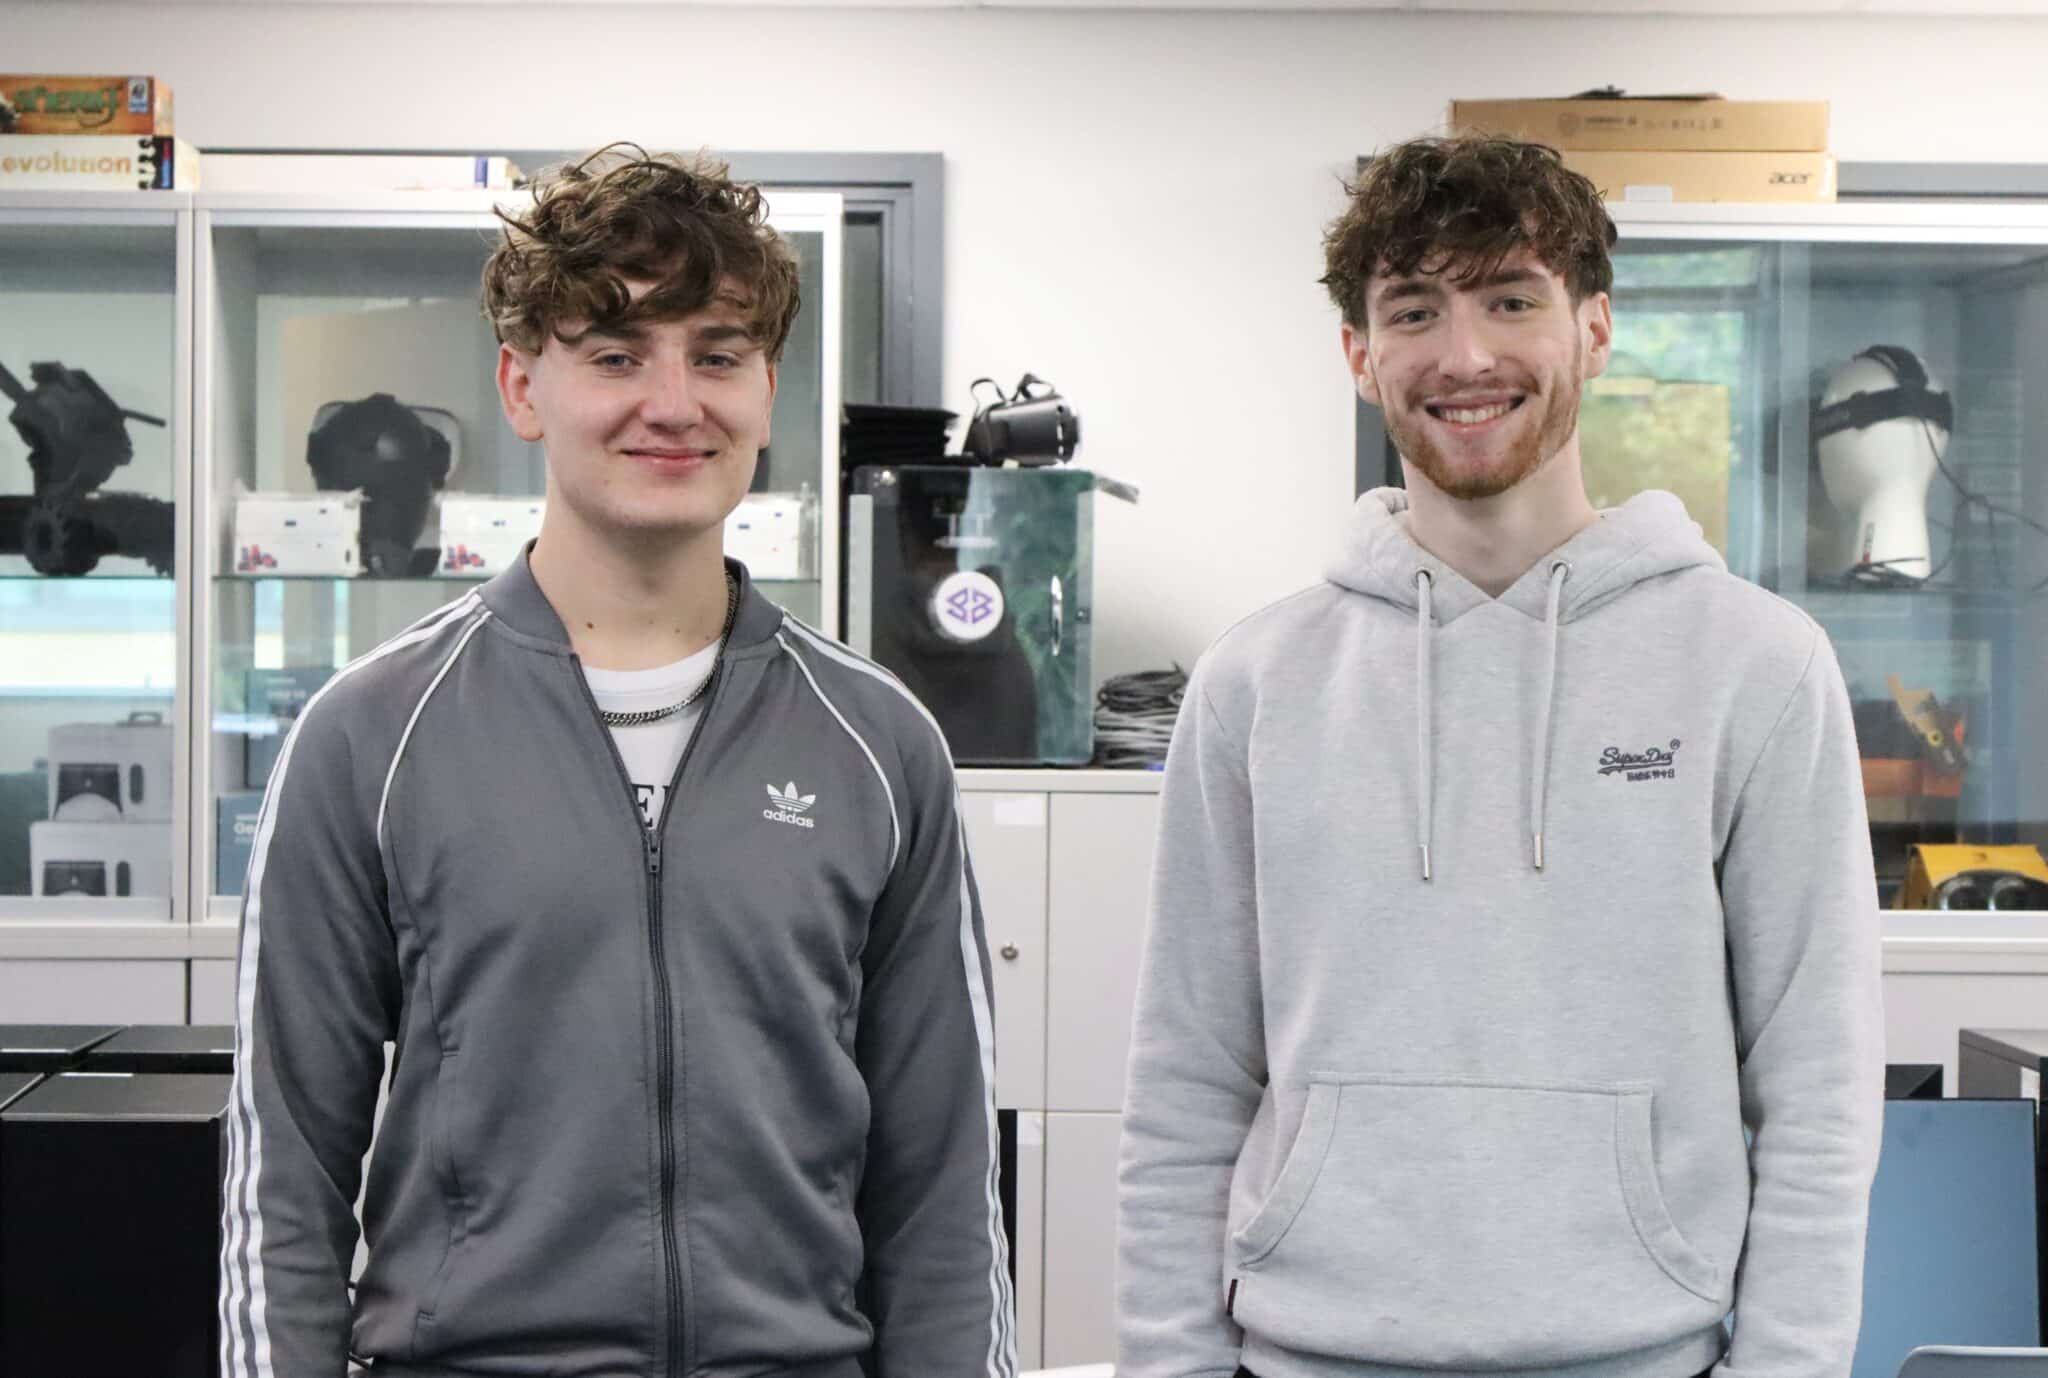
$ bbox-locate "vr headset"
[306,394,456,576]
[962,374,1080,467]
[1811,345,1953,442]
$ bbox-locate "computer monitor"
[1850,1098,2040,1378]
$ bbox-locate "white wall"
[10,3,2048,677]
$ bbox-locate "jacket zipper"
[573,650,729,1378]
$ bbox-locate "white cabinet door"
[191,957,239,1025]
[1042,1110,1122,1369]
[959,791,1048,1111]
[0,960,186,1023]
[1047,793,1159,1112]
[1882,968,2048,1092]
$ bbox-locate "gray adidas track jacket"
[218,553,1016,1378]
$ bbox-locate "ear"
[761,361,778,449]
[1341,321,1383,407]
[497,343,546,443]
[1580,292,1614,384]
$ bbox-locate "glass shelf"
[1600,217,2048,909]
[0,212,184,916]
[219,573,490,584]
[196,196,842,901]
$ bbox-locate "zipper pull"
[648,839,662,876]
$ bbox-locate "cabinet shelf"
[0,574,174,583]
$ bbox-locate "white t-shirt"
[583,639,721,830]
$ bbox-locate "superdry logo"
[1598,739,1682,782]
[764,781,818,829]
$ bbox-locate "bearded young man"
[1116,134,1882,1378]
[218,145,1013,1378]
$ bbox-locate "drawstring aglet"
[1533,832,1545,872]
[1420,844,1433,882]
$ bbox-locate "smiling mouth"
[1425,397,1525,425]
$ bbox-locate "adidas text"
[764,808,816,829]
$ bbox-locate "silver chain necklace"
[596,571,738,728]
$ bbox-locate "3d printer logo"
[932,570,1005,645]
[1597,739,1682,783]
[946,586,996,626]
[764,781,818,829]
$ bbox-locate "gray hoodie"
[1117,488,1884,1378]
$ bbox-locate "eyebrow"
[1371,267,1551,311]
[580,322,758,349]
[690,323,756,346]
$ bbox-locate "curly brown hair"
[1321,134,1616,332]
[482,143,802,362]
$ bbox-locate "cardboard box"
[436,495,544,577]
[0,134,193,190]
[0,76,173,136]
[1451,96,1828,152]
[1561,150,1835,204]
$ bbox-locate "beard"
[1387,358,1584,501]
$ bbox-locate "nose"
[640,359,706,428]
[1438,300,1499,380]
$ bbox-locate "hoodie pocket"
[1230,1075,1724,1367]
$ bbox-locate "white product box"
[199,153,520,193]
[725,493,807,582]
[232,492,361,576]
[436,495,545,577]
[47,713,174,824]
[30,820,173,899]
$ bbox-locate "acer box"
[1561,150,1835,204]
[1450,96,1828,152]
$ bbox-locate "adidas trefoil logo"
[764,781,818,829]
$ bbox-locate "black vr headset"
[1811,345,1954,443]
[306,394,455,577]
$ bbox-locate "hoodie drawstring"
[1414,560,1569,881]
[1531,560,1570,872]
[1415,569,1434,881]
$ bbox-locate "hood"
[1323,486,1724,881]
[1325,486,1724,626]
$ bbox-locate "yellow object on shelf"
[1898,844,2048,910]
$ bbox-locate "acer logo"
[1770,172,1812,185]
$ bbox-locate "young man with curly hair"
[1117,134,1882,1378]
[219,145,1015,1378]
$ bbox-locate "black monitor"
[1850,1098,2040,1378]
[1885,1063,1944,1100]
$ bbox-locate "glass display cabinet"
[191,189,841,918]
[1368,200,2048,911]
[0,193,192,920]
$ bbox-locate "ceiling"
[101,0,2048,11]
